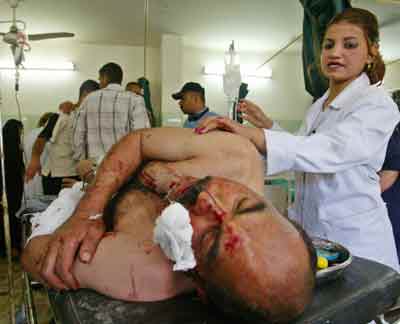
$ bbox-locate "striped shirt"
[72,83,150,163]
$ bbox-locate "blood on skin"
[178,184,191,195]
[214,210,225,223]
[224,225,241,254]
[140,171,156,188]
[128,265,137,299]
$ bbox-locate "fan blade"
[28,32,74,41]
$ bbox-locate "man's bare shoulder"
[141,127,258,155]
[194,130,260,158]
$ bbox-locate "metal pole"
[256,34,303,71]
[143,0,149,78]
[20,215,37,324]
[0,71,16,324]
[387,58,400,66]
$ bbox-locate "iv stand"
[0,69,17,324]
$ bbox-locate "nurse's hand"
[195,116,266,154]
[237,99,273,129]
[195,116,246,136]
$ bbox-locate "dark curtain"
[392,90,400,110]
[138,77,156,127]
[299,0,351,99]
[0,119,24,255]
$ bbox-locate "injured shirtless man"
[22,128,316,323]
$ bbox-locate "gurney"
[20,196,400,324]
[46,256,400,324]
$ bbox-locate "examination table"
[47,256,400,324]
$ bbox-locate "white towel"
[27,182,84,243]
[153,202,196,271]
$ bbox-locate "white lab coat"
[265,73,400,271]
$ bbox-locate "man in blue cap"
[172,82,218,128]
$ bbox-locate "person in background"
[380,89,400,262]
[196,8,400,271]
[73,63,150,165]
[125,81,143,96]
[26,80,100,194]
[25,101,79,195]
[125,80,155,125]
[23,112,54,199]
[172,82,218,129]
[0,119,24,255]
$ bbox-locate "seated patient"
[22,128,316,323]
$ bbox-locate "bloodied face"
[174,176,316,322]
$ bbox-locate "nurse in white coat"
[196,8,400,271]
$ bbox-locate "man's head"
[79,79,100,103]
[58,101,74,114]
[174,176,316,323]
[172,82,206,115]
[126,81,143,95]
[99,62,123,88]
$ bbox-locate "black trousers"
[42,174,80,195]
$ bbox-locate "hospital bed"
[45,256,400,324]
[19,198,400,324]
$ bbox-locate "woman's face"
[321,22,371,87]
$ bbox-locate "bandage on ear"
[153,202,196,271]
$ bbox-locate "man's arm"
[25,114,59,182]
[41,128,200,289]
[40,127,264,290]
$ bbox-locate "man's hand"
[76,160,95,179]
[40,216,105,290]
[21,235,53,285]
[25,157,41,182]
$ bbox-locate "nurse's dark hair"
[326,7,385,85]
[392,90,400,111]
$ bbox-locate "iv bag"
[223,42,241,99]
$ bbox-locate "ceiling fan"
[0,0,74,67]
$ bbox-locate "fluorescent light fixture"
[0,61,75,71]
[203,64,272,79]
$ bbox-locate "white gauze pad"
[153,202,196,271]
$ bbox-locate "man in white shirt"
[73,63,150,165]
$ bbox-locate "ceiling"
[0,0,399,60]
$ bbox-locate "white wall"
[170,47,313,130]
[0,40,161,130]
[384,62,400,92]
